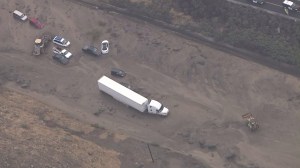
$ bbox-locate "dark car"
[248,0,264,5]
[52,53,69,65]
[82,45,100,56]
[111,68,126,77]
[29,17,45,29]
[282,0,300,11]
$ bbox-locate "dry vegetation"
[0,89,120,168]
[107,0,300,66]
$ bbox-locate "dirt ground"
[0,89,120,168]
[0,0,300,168]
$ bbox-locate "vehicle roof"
[98,76,148,105]
[54,36,63,40]
[13,10,23,15]
[29,17,38,22]
[83,45,97,51]
[111,67,123,71]
[283,0,294,6]
[149,100,162,109]
[88,45,97,50]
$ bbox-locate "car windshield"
[158,104,164,113]
[61,39,67,44]
[112,68,121,73]
[102,43,107,50]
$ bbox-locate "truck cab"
[282,0,300,11]
[147,100,169,116]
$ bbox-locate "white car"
[53,47,72,59]
[53,36,70,47]
[101,40,109,54]
[282,0,300,11]
[13,10,28,21]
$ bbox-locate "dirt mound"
[0,89,120,168]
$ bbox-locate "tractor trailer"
[97,76,169,116]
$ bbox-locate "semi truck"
[97,76,169,116]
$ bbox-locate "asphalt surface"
[234,0,300,19]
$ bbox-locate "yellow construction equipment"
[32,34,51,56]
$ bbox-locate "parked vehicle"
[29,17,45,29]
[13,10,28,21]
[97,76,169,116]
[111,68,126,77]
[32,34,52,56]
[53,36,70,47]
[101,40,109,54]
[282,0,300,11]
[242,113,259,132]
[52,53,69,65]
[53,46,72,59]
[248,0,264,5]
[82,45,100,56]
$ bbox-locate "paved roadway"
[232,0,300,20]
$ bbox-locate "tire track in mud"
[67,0,300,78]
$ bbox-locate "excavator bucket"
[35,38,42,45]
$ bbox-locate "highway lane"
[233,0,300,19]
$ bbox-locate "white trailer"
[97,76,169,116]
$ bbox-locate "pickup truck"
[52,47,72,59]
